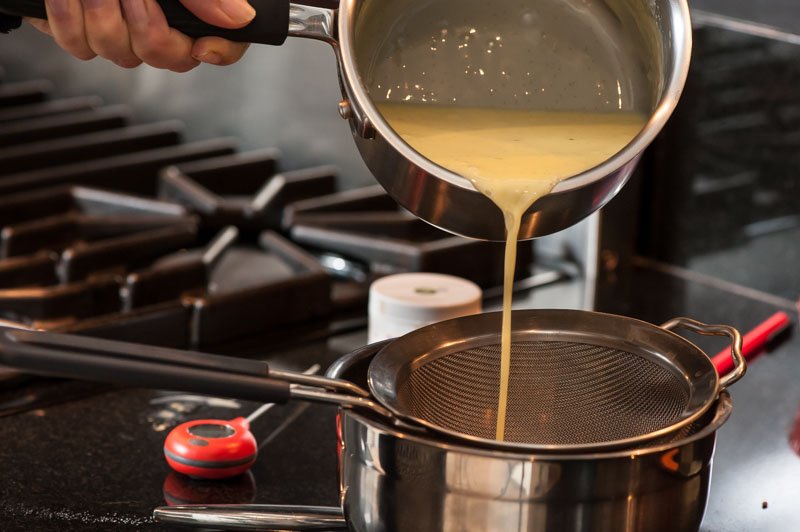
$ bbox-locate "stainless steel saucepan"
[153,340,736,532]
[0,0,692,240]
[333,345,735,532]
[0,310,744,453]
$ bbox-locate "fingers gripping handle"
[0,0,290,45]
[138,0,290,45]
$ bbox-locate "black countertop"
[602,265,800,532]
[0,333,348,530]
[0,3,798,529]
[0,257,798,531]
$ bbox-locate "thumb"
[179,0,256,29]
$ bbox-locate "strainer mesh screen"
[398,341,690,445]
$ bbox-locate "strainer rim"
[368,309,721,453]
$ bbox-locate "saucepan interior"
[336,0,691,240]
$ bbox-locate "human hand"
[25,0,255,72]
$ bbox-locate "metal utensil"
[154,504,346,531]
[0,309,743,452]
[0,0,692,241]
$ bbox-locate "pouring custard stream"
[379,104,646,440]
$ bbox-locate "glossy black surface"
[0,5,798,532]
[0,259,797,530]
[588,21,800,531]
[0,334,347,530]
[596,266,799,532]
[636,21,800,301]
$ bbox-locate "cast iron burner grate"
[286,186,534,290]
[0,79,336,348]
[0,71,551,415]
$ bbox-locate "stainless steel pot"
[152,341,733,531]
[1,0,692,241]
[329,341,733,532]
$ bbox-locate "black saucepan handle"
[0,329,292,404]
[4,328,271,377]
[0,0,290,45]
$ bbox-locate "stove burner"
[0,121,183,175]
[0,138,238,196]
[159,150,336,231]
[0,105,130,147]
[0,95,101,124]
[287,187,534,288]
[0,71,544,414]
[0,79,51,108]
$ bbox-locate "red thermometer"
[164,364,319,479]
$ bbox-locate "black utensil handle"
[0,0,290,45]
[0,333,292,404]
[0,12,21,32]
[5,329,271,378]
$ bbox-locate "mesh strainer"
[367,309,744,452]
[0,309,743,453]
[327,338,734,451]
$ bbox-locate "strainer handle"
[661,317,745,390]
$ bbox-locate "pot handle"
[661,317,745,390]
[0,327,371,398]
[0,0,290,45]
[3,328,272,377]
[0,328,294,404]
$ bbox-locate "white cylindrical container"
[368,273,482,344]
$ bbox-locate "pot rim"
[338,386,731,462]
[366,309,728,453]
[328,337,733,462]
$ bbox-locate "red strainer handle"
[661,317,745,390]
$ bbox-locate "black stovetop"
[0,328,349,531]
[0,257,798,531]
[1,15,800,530]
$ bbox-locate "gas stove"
[2,15,800,529]
[0,70,572,531]
[0,74,552,417]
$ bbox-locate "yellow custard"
[379,103,646,440]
